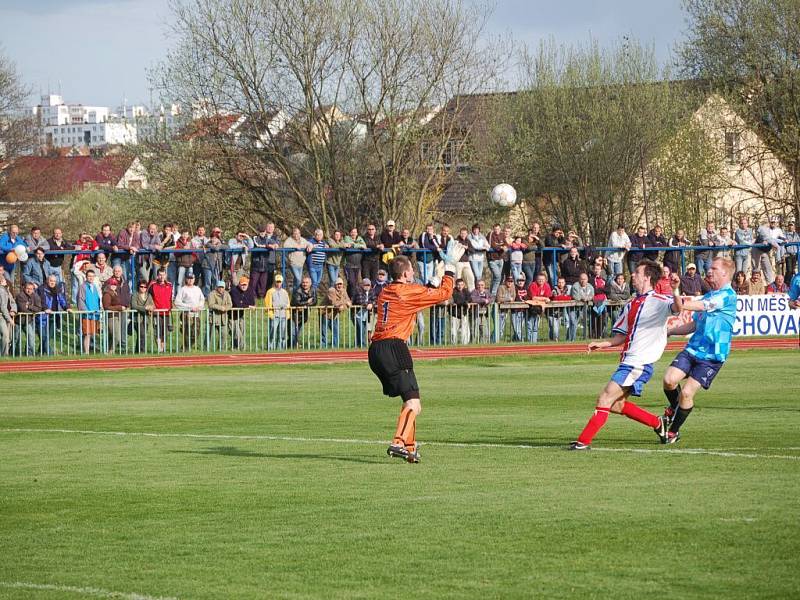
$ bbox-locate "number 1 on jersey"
[381,301,390,324]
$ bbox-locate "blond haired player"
[369,245,464,463]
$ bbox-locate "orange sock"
[392,406,417,448]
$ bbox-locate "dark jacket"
[363,234,382,264]
[450,288,471,318]
[628,233,649,263]
[680,273,710,296]
[644,231,668,260]
[230,285,256,318]
[15,290,43,314]
[560,256,587,286]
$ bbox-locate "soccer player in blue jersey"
[789,272,800,310]
[661,257,736,444]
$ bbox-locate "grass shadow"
[170,446,386,464]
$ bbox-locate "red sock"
[577,407,610,445]
[621,401,660,428]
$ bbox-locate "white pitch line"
[2,427,800,461]
[0,581,178,600]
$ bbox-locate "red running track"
[0,338,793,373]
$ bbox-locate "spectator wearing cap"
[251,223,281,300]
[229,275,255,350]
[679,263,710,296]
[131,278,155,353]
[449,278,471,345]
[325,229,347,290]
[350,277,373,348]
[283,227,312,291]
[380,220,402,249]
[264,274,290,349]
[607,224,630,277]
[343,227,366,298]
[103,277,128,353]
[749,270,766,295]
[321,277,351,348]
[369,269,389,303]
[174,271,204,351]
[306,228,329,290]
[206,280,232,350]
[362,224,383,286]
[495,275,517,340]
[290,275,317,348]
[38,274,68,355]
[784,221,798,276]
[23,247,59,289]
[469,279,492,343]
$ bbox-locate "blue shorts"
[610,363,654,397]
[670,349,724,390]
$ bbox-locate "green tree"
[681,0,800,221]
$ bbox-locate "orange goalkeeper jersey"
[371,275,454,343]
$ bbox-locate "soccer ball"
[490,183,517,208]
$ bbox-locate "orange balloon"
[5,251,17,264]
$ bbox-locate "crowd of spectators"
[0,213,796,356]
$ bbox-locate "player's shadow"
[170,446,385,464]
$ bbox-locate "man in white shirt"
[607,224,631,277]
[173,272,205,350]
[569,259,680,450]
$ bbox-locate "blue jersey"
[789,273,800,302]
[686,284,736,362]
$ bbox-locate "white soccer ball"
[490,183,517,208]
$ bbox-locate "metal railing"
[0,302,623,359]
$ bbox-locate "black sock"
[664,385,681,411]
[670,406,693,433]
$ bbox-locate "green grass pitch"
[1,349,799,599]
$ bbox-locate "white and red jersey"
[612,291,676,366]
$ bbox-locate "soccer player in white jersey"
[569,260,680,450]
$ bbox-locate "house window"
[725,131,740,164]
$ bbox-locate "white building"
[32,95,183,149]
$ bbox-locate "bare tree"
[0,49,35,163]
[148,0,503,233]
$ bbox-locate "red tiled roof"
[183,114,241,140]
[0,155,134,201]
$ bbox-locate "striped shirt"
[612,291,676,367]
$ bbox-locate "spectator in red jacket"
[148,268,173,353]
[526,271,552,342]
[654,264,673,295]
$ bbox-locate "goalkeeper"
[368,241,464,463]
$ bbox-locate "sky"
[0,0,687,110]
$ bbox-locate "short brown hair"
[389,255,412,280]
[636,259,663,288]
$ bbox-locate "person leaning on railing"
[784,221,799,276]
[449,278,471,345]
[130,279,155,353]
[469,279,492,343]
[206,280,232,350]
[569,273,594,343]
[349,277,373,348]
[0,276,16,356]
[148,269,174,353]
[229,276,255,350]
[174,272,204,351]
[102,277,127,353]
[15,281,43,356]
[321,278,351,349]
[264,274,290,350]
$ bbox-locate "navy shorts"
[670,349,724,390]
